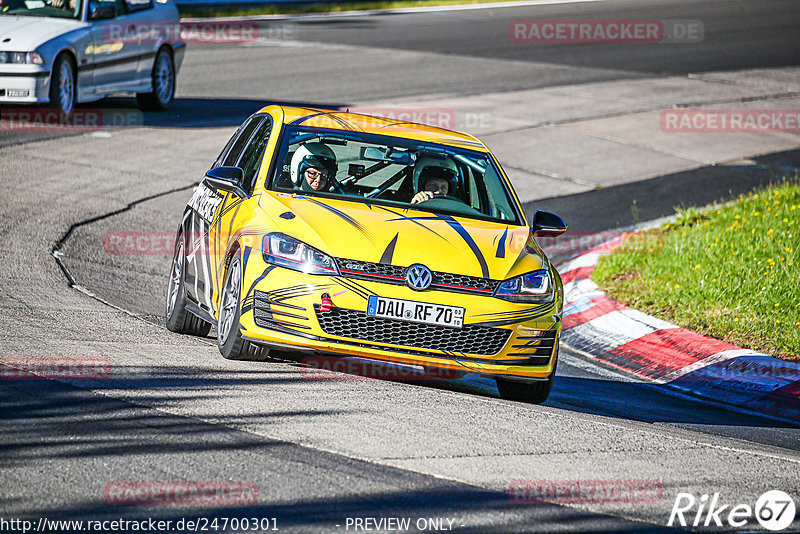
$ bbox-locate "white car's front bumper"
[0,66,50,104]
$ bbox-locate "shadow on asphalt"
[0,377,667,533]
[0,97,346,148]
[96,97,347,128]
[526,149,800,232]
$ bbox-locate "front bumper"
[238,255,562,381]
[0,67,50,104]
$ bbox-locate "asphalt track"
[2,0,800,532]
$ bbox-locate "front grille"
[336,258,499,295]
[314,306,511,355]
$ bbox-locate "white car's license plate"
[366,296,464,328]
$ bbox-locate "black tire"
[166,231,212,336]
[137,47,175,111]
[217,251,269,361]
[496,348,558,404]
[48,53,76,116]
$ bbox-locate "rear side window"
[222,117,262,167]
[237,118,273,194]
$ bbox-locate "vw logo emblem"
[406,264,432,291]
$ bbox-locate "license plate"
[366,296,464,328]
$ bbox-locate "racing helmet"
[413,156,459,195]
[290,142,338,191]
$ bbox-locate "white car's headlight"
[263,233,339,275]
[0,52,43,65]
[494,269,554,303]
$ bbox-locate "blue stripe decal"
[496,228,508,258]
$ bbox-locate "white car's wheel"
[137,47,174,111]
[48,54,75,116]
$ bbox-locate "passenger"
[290,142,338,192]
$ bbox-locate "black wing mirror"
[89,5,116,19]
[531,210,567,237]
[204,166,246,198]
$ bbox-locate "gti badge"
[406,264,432,291]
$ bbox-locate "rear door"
[87,0,141,88]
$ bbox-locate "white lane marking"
[182,0,606,23]
[656,349,764,384]
[558,252,602,274]
[563,278,600,303]
[564,309,679,354]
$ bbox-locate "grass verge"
[179,0,527,18]
[593,181,800,361]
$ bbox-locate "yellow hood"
[259,193,544,280]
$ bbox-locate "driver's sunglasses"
[305,168,328,181]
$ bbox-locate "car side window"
[237,118,273,194]
[223,117,262,168]
[212,126,245,170]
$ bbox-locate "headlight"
[494,270,554,303]
[0,52,44,64]
[263,233,339,275]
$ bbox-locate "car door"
[208,116,274,313]
[182,117,260,314]
[119,0,160,84]
[87,0,140,88]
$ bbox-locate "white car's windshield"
[1,0,82,19]
[269,126,523,225]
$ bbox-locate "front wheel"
[217,252,269,361]
[49,53,75,116]
[137,47,175,111]
[496,349,558,404]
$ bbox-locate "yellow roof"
[256,105,489,152]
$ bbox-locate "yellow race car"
[166,105,567,403]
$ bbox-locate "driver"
[410,157,459,204]
[49,0,77,10]
[290,142,338,193]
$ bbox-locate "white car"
[0,0,185,114]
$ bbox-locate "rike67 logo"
[669,490,796,530]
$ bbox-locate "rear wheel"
[137,47,175,111]
[496,348,558,404]
[217,252,269,361]
[165,232,211,336]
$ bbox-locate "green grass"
[593,181,800,361]
[178,0,523,18]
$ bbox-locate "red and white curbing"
[557,234,800,424]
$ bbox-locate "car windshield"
[269,126,523,225]
[1,0,82,19]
